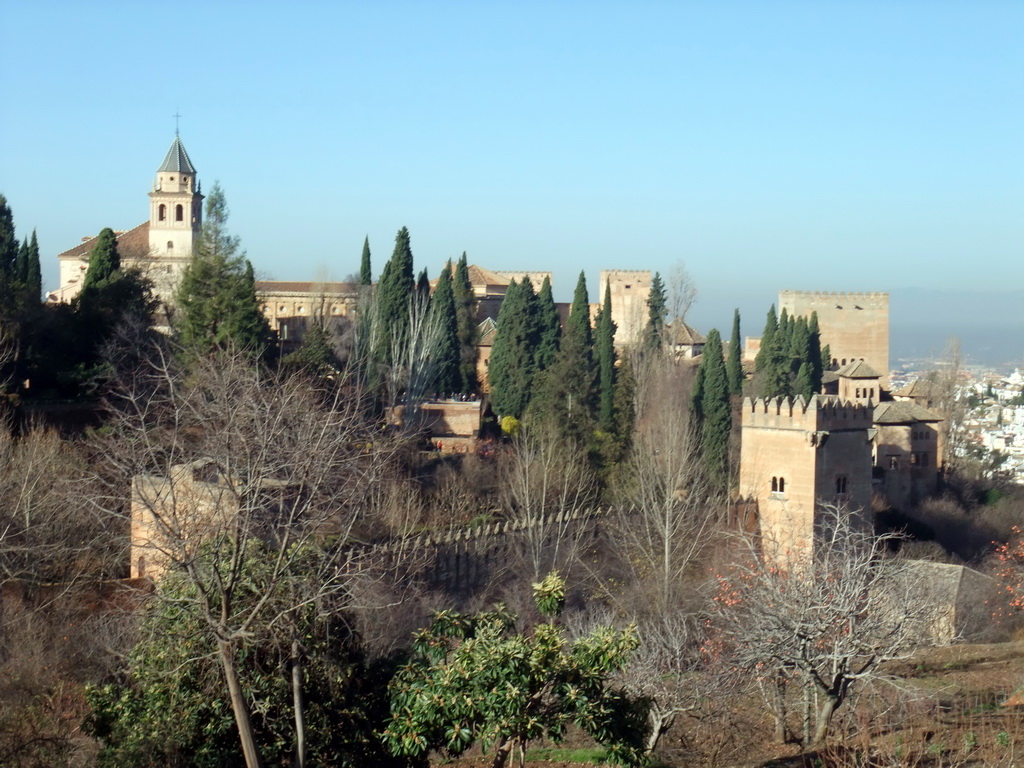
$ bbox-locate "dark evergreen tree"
[82,228,121,291]
[596,281,617,430]
[788,315,810,378]
[430,261,460,394]
[808,311,823,392]
[794,361,814,399]
[175,184,272,360]
[454,253,479,392]
[692,328,731,489]
[283,323,339,374]
[643,271,667,351]
[726,308,743,396]
[0,195,17,283]
[487,279,539,418]
[822,343,832,371]
[416,267,431,301]
[15,237,28,285]
[544,271,596,431]
[375,227,415,364]
[754,305,778,372]
[359,236,372,286]
[759,326,791,400]
[534,276,561,371]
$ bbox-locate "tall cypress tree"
[534,276,561,371]
[375,227,415,363]
[488,279,539,418]
[15,238,28,285]
[430,261,460,394]
[416,268,431,301]
[692,328,731,489]
[726,308,743,396]
[0,195,17,284]
[754,305,777,373]
[549,271,596,429]
[596,281,617,430]
[807,311,823,392]
[359,236,372,286]
[453,253,479,393]
[794,361,814,399]
[643,271,667,352]
[82,228,121,291]
[24,230,40,302]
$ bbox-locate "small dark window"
[175,204,184,222]
[922,452,929,466]
[910,453,919,466]
[836,476,848,494]
[166,241,173,250]
[158,204,166,221]
[771,477,778,493]
[889,456,898,469]
[778,477,785,493]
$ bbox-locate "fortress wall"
[779,290,889,384]
[600,270,651,347]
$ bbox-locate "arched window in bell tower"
[158,204,166,221]
[175,204,184,222]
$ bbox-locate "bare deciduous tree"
[501,426,598,581]
[711,505,938,747]
[99,349,399,768]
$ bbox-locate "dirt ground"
[432,642,1024,768]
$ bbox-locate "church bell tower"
[148,136,203,259]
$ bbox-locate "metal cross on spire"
[173,110,182,136]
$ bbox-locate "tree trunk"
[645,709,674,754]
[217,639,264,768]
[291,636,307,768]
[810,694,840,747]
[771,679,788,744]
[490,736,514,768]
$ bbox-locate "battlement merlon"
[741,395,873,431]
[779,290,889,309]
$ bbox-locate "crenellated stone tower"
[598,269,651,347]
[779,290,889,386]
[739,394,874,564]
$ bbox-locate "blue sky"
[1,1,1022,363]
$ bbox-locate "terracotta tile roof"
[894,379,940,399]
[670,322,705,345]
[874,401,942,425]
[57,221,150,262]
[256,281,358,296]
[837,360,881,379]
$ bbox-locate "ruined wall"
[779,290,889,385]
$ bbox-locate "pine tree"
[754,305,778,372]
[596,281,617,430]
[82,228,121,291]
[692,328,731,489]
[359,236,372,286]
[375,227,415,363]
[534,276,561,371]
[488,279,539,418]
[175,184,271,359]
[454,253,479,392]
[284,323,339,374]
[430,261,460,394]
[726,308,743,396]
[643,271,667,351]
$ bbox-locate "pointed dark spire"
[158,136,197,174]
